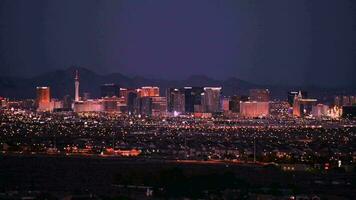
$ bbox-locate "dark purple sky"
[0,0,355,87]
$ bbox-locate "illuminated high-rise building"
[249,89,270,102]
[202,87,222,113]
[293,92,302,117]
[36,87,50,105]
[141,86,159,97]
[74,70,80,102]
[166,88,185,113]
[36,86,52,112]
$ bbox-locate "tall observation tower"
[74,70,80,101]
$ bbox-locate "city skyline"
[11,69,349,119]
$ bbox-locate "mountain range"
[0,67,355,101]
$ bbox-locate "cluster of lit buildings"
[0,70,351,119]
[166,87,222,117]
[34,71,223,117]
[33,71,166,116]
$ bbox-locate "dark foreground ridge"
[0,155,354,199]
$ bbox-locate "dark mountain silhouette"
[0,67,355,102]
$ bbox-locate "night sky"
[0,0,355,87]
